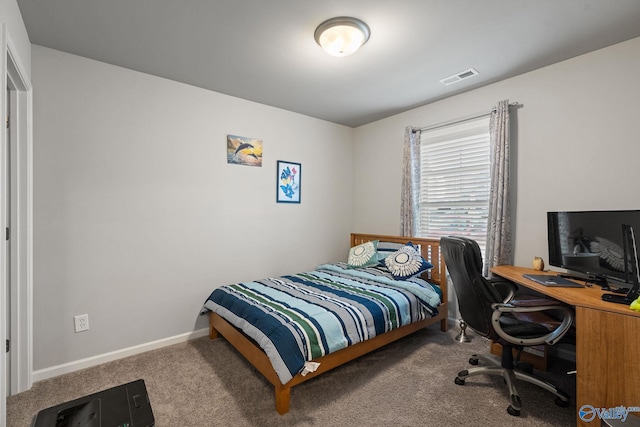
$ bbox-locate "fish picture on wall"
[227,134,263,166]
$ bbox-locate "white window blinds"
[418,116,491,253]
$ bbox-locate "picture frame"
[227,134,263,167]
[276,160,301,203]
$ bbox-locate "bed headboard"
[350,233,447,306]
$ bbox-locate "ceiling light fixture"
[314,17,370,57]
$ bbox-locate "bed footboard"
[210,312,293,414]
[210,310,447,414]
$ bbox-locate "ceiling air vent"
[440,68,479,86]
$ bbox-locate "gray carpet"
[7,323,576,426]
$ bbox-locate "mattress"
[202,262,441,384]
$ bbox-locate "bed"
[202,233,448,414]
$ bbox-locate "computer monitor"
[547,210,640,289]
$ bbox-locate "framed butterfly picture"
[276,160,301,203]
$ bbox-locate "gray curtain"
[400,127,421,237]
[484,100,513,276]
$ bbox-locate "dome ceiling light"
[314,17,370,57]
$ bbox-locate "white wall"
[31,45,354,372]
[353,36,640,270]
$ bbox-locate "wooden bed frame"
[208,233,448,414]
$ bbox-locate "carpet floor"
[7,322,577,426]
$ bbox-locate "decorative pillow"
[376,242,405,262]
[384,243,433,280]
[347,240,379,268]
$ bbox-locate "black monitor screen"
[547,210,640,286]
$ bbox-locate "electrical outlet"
[74,314,90,333]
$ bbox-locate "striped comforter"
[202,262,441,384]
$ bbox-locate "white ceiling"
[16,0,640,127]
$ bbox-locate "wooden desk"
[492,265,640,427]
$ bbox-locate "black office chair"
[440,236,574,416]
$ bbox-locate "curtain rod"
[412,101,521,133]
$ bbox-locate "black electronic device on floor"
[32,379,154,427]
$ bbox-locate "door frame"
[1,22,33,418]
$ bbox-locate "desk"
[492,265,640,427]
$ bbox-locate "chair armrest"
[489,278,518,303]
[490,303,573,346]
[508,296,564,307]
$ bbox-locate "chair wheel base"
[507,406,521,416]
[454,377,465,385]
[555,397,569,407]
[469,357,479,365]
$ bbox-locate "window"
[418,116,490,254]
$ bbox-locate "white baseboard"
[33,328,210,383]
